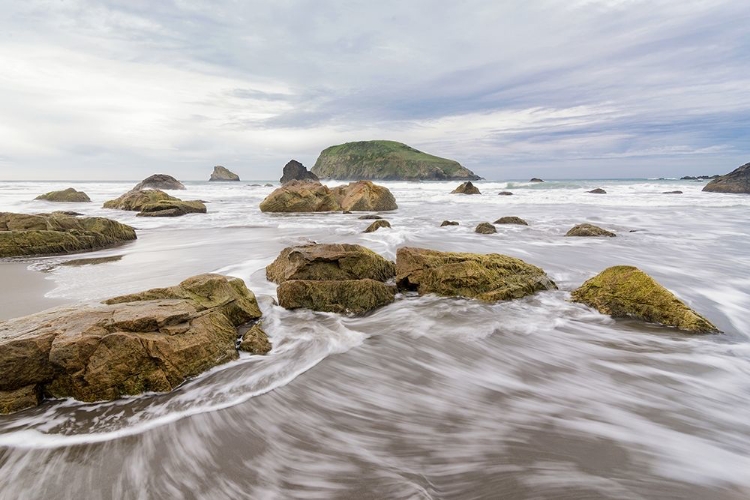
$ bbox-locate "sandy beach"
[0,262,70,321]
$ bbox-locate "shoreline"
[0,262,71,321]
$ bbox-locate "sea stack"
[209,166,240,181]
[280,160,319,184]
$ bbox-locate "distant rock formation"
[209,166,240,181]
[702,162,750,194]
[310,140,480,181]
[681,175,719,180]
[133,174,185,191]
[451,181,481,194]
[280,160,319,184]
[587,188,607,194]
[35,188,91,202]
[529,178,544,183]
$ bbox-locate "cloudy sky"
[1,0,749,180]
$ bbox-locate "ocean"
[0,178,749,499]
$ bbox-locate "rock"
[364,220,391,233]
[249,184,261,187]
[530,178,544,183]
[133,174,185,191]
[310,140,480,181]
[587,188,607,194]
[103,190,206,217]
[494,216,528,225]
[565,223,616,237]
[358,214,383,220]
[0,212,136,258]
[571,266,718,333]
[280,160,319,184]
[35,188,91,203]
[396,247,557,302]
[682,175,719,180]
[475,222,497,234]
[264,184,274,187]
[498,191,513,196]
[266,243,395,284]
[209,166,240,181]
[441,220,459,226]
[342,210,352,214]
[277,279,396,314]
[451,181,481,194]
[702,163,750,193]
[259,181,341,212]
[663,190,683,194]
[238,322,271,354]
[330,181,398,211]
[0,274,263,413]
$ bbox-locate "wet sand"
[0,262,70,321]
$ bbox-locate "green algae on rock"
[277,279,396,314]
[570,265,718,333]
[364,219,391,233]
[565,223,616,237]
[310,140,480,181]
[475,222,497,234]
[35,188,91,202]
[396,247,557,302]
[0,212,136,258]
[103,189,206,217]
[238,322,272,354]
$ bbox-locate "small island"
[209,166,240,181]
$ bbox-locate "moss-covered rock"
[396,247,557,301]
[0,274,263,413]
[331,181,398,211]
[35,188,91,202]
[475,222,497,234]
[451,181,481,194]
[0,212,136,258]
[311,140,479,181]
[702,162,750,193]
[239,322,271,354]
[571,266,718,333]
[277,279,396,314]
[565,223,616,237]
[259,181,341,212]
[103,190,206,217]
[441,220,459,226]
[364,220,391,233]
[494,216,528,226]
[266,243,395,284]
[137,199,207,217]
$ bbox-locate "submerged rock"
[702,163,750,194]
[266,243,395,284]
[571,266,718,333]
[529,178,544,183]
[396,247,557,302]
[451,181,481,194]
[364,220,391,233]
[358,214,383,220]
[498,191,514,196]
[475,222,497,234]
[103,190,206,217]
[35,188,91,203]
[440,220,459,226]
[330,181,398,211]
[209,166,240,181]
[280,160,319,184]
[565,223,616,237]
[133,174,185,191]
[0,274,264,413]
[587,188,607,194]
[0,212,136,258]
[494,216,528,226]
[663,190,683,194]
[277,279,396,314]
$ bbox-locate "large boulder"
[280,160,319,184]
[35,188,91,203]
[277,279,396,314]
[0,274,265,413]
[209,166,240,181]
[259,181,340,213]
[266,243,395,284]
[103,190,206,217]
[571,266,718,333]
[310,140,480,181]
[451,181,481,194]
[331,181,398,211]
[702,162,750,193]
[0,212,136,258]
[396,247,557,302]
[565,223,616,237]
[133,174,185,191]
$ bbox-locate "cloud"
[0,0,748,180]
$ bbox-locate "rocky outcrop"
[133,174,185,191]
[475,222,496,234]
[209,166,240,181]
[571,266,718,334]
[35,188,91,203]
[280,160,319,184]
[104,190,206,217]
[494,216,528,226]
[702,162,750,193]
[0,274,265,413]
[310,140,480,181]
[441,220,459,226]
[259,180,397,213]
[0,212,136,258]
[238,323,271,354]
[277,279,396,315]
[498,191,514,196]
[451,181,481,194]
[565,223,616,237]
[364,220,391,233]
[587,188,607,194]
[396,247,557,302]
[530,178,544,183]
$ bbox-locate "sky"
[0,0,749,181]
